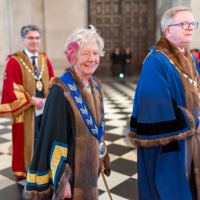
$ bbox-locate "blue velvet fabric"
[131,47,199,200]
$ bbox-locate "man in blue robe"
[129,6,200,200]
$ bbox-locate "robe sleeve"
[128,51,196,147]
[0,58,33,117]
[46,57,55,78]
[23,85,75,200]
[45,55,55,88]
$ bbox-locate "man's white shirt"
[24,48,39,71]
[24,48,45,115]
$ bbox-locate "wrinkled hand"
[32,96,44,110]
[62,182,71,199]
[102,161,105,171]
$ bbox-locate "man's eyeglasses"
[168,22,199,30]
[25,36,41,40]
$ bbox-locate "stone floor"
[0,79,139,200]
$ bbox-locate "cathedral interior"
[0,0,200,199]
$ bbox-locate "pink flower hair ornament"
[64,41,79,63]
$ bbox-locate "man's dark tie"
[31,56,39,77]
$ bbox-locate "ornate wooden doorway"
[88,0,155,75]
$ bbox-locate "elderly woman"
[23,25,111,200]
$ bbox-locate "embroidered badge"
[60,72,104,141]
[68,82,77,94]
[80,105,88,115]
[91,124,98,135]
[74,94,82,105]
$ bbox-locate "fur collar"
[156,37,199,82]
[52,66,103,127]
[52,67,109,198]
[156,37,200,116]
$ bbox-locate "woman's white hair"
[64,25,104,64]
[161,6,192,36]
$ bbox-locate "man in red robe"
[0,25,54,178]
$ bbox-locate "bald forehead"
[173,11,194,23]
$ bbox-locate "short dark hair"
[21,25,42,38]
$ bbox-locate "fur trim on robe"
[52,67,110,200]
[146,37,200,199]
[22,185,54,200]
[53,164,71,200]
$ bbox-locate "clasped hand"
[31,96,44,110]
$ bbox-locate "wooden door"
[89,0,155,75]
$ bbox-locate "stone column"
[189,0,200,49]
[0,0,45,61]
[0,0,12,68]
[0,0,88,93]
[43,0,88,76]
[0,0,45,93]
